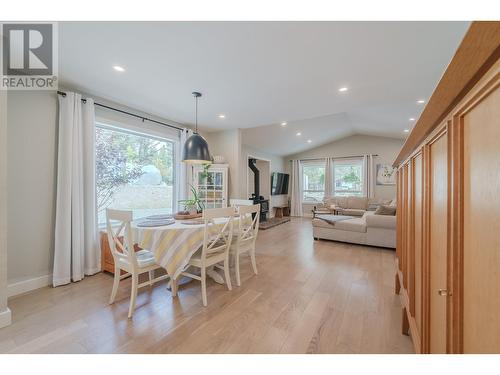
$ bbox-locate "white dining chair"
[231,204,260,287]
[172,207,235,306]
[229,199,253,207]
[106,208,169,318]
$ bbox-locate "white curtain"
[178,128,194,207]
[53,92,98,287]
[290,159,303,216]
[363,154,375,198]
[324,157,333,198]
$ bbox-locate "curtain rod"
[57,90,184,132]
[290,154,379,162]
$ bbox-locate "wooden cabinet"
[100,231,114,274]
[428,129,448,353]
[461,76,500,353]
[100,231,141,275]
[394,22,500,353]
[412,152,423,340]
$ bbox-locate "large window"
[333,158,363,196]
[96,123,176,224]
[302,162,325,202]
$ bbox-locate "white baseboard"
[7,274,52,298]
[0,307,12,328]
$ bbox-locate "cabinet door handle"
[438,289,452,297]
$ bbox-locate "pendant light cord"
[195,95,198,134]
[192,91,202,134]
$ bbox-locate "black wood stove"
[248,158,269,222]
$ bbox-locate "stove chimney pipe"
[248,158,260,198]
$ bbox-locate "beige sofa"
[312,211,396,248]
[313,196,390,217]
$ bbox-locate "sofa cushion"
[347,197,368,210]
[374,205,397,216]
[315,214,355,225]
[367,198,391,211]
[333,217,367,233]
[368,198,392,205]
[312,216,367,233]
[325,196,347,208]
[365,211,396,229]
[323,197,335,207]
[340,208,365,217]
[312,218,336,229]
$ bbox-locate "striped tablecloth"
[132,218,229,280]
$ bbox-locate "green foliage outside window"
[96,126,174,212]
[342,167,361,184]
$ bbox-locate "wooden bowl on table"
[174,212,202,220]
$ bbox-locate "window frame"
[301,160,326,203]
[332,157,364,197]
[95,121,178,226]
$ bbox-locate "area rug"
[259,217,291,230]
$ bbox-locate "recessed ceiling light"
[338,87,348,92]
[307,139,312,143]
[280,121,287,126]
[296,132,302,136]
[218,114,226,119]
[409,118,415,121]
[404,129,410,133]
[417,99,425,104]
[113,65,125,72]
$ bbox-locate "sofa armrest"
[366,213,396,229]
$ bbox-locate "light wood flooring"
[0,218,413,354]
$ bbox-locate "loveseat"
[312,210,396,248]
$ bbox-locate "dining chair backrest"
[201,207,236,259]
[106,208,138,268]
[229,199,253,208]
[236,204,260,247]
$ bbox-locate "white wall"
[5,89,187,297]
[286,134,404,215]
[7,91,58,290]
[242,144,288,217]
[202,131,288,217]
[204,129,243,199]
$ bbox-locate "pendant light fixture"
[182,92,212,164]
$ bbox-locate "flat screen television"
[271,172,289,195]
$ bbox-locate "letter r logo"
[2,23,53,75]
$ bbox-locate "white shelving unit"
[190,164,229,209]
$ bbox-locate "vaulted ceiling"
[59,21,470,155]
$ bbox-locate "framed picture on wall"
[376,164,396,185]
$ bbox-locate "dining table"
[132,217,237,284]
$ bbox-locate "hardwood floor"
[0,218,413,354]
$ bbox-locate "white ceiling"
[59,21,470,156]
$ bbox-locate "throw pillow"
[374,205,397,216]
[348,197,368,210]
